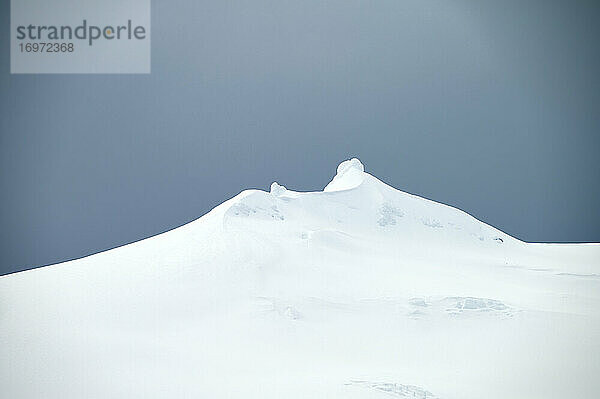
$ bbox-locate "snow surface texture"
[2,158,600,399]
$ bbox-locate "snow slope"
[2,158,599,399]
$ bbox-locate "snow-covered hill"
[2,159,599,399]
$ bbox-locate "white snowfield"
[2,159,599,399]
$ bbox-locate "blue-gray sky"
[1,0,599,275]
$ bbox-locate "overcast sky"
[1,0,599,275]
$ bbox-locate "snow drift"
[1,158,599,399]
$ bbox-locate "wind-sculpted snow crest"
[1,158,599,399]
[324,157,366,192]
[221,157,519,256]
